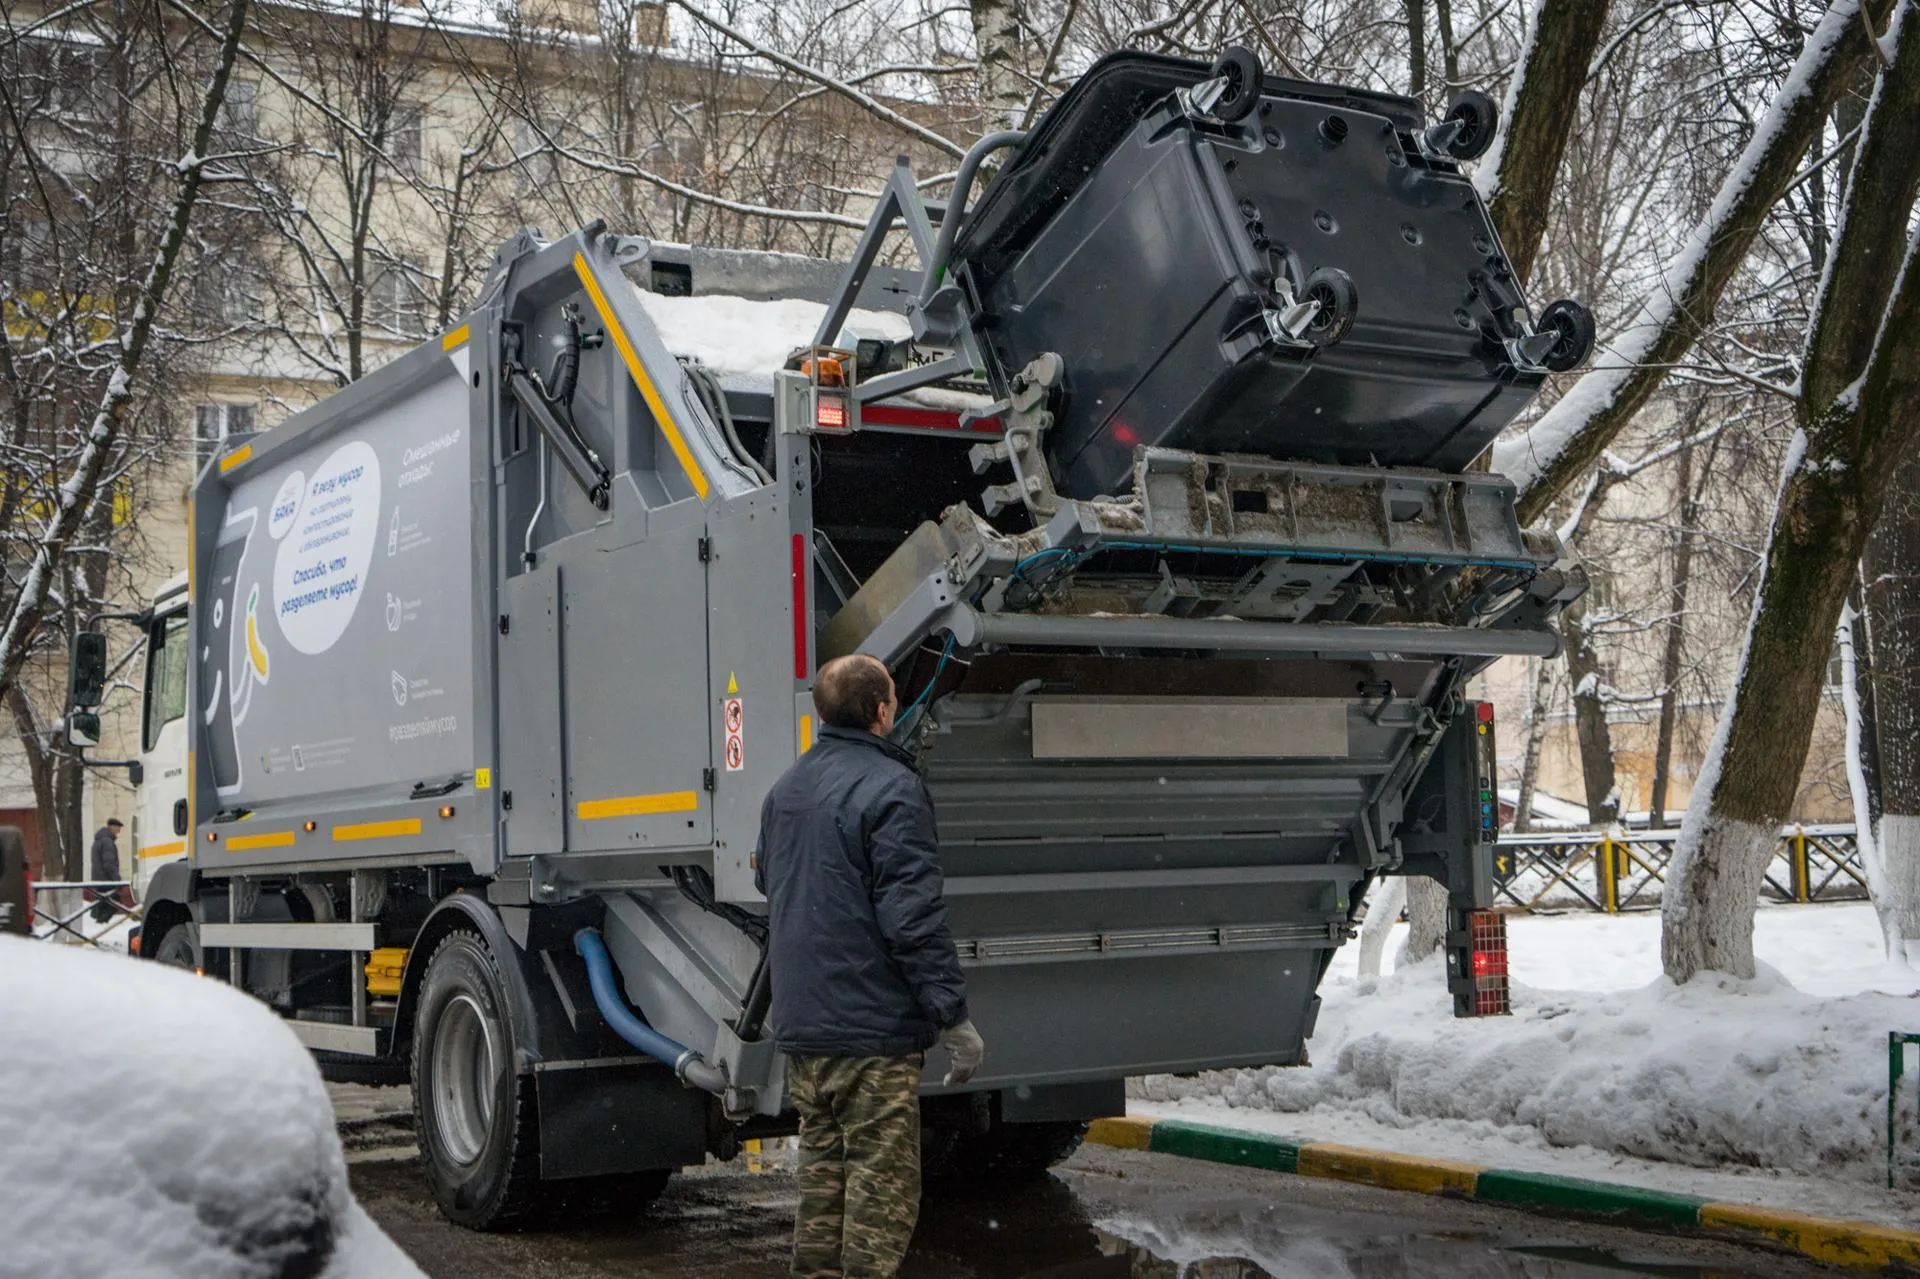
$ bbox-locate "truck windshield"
[143,612,188,753]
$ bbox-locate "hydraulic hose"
[574,928,728,1095]
[919,129,1026,306]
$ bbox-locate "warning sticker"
[724,697,745,772]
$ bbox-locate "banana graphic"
[244,584,270,681]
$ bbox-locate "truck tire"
[411,930,544,1230]
[151,920,198,970]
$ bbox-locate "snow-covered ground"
[1134,902,1920,1229]
[0,938,422,1278]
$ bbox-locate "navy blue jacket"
[754,725,967,1057]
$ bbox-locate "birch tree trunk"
[1492,0,1897,523]
[1513,657,1556,834]
[971,0,1029,132]
[1401,876,1449,964]
[1357,876,1407,978]
[1663,6,1920,983]
[1864,448,1920,963]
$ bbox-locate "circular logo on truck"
[272,441,382,655]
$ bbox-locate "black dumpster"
[951,51,1591,500]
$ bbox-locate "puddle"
[913,1178,1756,1279]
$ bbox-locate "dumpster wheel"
[1302,267,1359,347]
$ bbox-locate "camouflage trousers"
[787,1053,923,1279]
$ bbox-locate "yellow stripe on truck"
[225,830,296,852]
[577,791,699,821]
[218,444,253,474]
[137,840,187,860]
[441,323,470,350]
[333,818,422,842]
[572,251,711,501]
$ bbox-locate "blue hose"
[574,928,728,1095]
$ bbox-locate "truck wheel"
[411,931,543,1230]
[149,917,226,978]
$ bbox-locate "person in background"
[87,818,124,924]
[755,653,985,1279]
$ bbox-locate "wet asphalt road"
[349,1141,1849,1279]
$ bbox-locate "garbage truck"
[76,48,1589,1227]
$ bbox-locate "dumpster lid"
[951,50,1425,287]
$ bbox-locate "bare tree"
[0,0,252,872]
[1662,4,1920,983]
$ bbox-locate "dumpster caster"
[1429,89,1499,162]
[1206,47,1265,122]
[1536,298,1595,372]
[1301,267,1359,347]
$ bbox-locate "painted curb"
[1084,1116,1920,1273]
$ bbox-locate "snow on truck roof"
[0,939,420,1278]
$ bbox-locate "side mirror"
[126,760,144,787]
[67,629,108,710]
[68,711,101,749]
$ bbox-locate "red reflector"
[791,534,809,680]
[815,395,848,430]
[1476,702,1495,723]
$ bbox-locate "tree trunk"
[1357,876,1406,978]
[1513,656,1555,834]
[1864,445,1920,962]
[1477,0,1612,287]
[970,0,1028,132]
[1664,7,1920,983]
[5,685,61,878]
[1401,876,1449,964]
[1495,0,1897,523]
[1406,0,1427,100]
[1434,0,1459,89]
[1560,598,1619,823]
[1649,444,1700,826]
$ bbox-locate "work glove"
[939,1018,985,1086]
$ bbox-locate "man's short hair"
[815,655,895,730]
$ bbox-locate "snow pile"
[1136,946,1919,1182]
[0,938,421,1278]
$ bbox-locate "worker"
[755,653,984,1279]
[87,818,124,924]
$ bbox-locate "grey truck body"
[145,59,1584,1192]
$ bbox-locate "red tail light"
[1467,909,1510,1015]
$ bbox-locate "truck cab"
[131,574,190,901]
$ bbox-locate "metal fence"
[1492,825,1865,914]
[28,879,137,947]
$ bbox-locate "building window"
[368,258,425,332]
[515,117,562,190]
[217,80,258,141]
[383,104,423,178]
[197,254,262,326]
[195,403,257,467]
